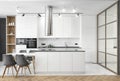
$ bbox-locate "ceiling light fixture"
[76,13,79,17]
[58,13,62,18]
[38,13,41,17]
[22,13,25,16]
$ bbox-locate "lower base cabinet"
[35,52,85,73]
[60,53,73,72]
[73,52,85,72]
[48,52,60,72]
[36,53,48,72]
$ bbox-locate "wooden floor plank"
[1,76,120,81]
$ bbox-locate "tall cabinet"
[97,3,118,73]
[6,16,16,53]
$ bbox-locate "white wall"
[82,15,97,63]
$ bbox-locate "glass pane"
[106,39,117,55]
[106,54,117,73]
[98,12,105,26]
[106,22,117,38]
[106,4,117,23]
[98,26,105,39]
[98,40,105,52]
[98,52,105,66]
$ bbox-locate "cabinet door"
[47,52,60,72]
[16,15,37,38]
[62,17,71,37]
[35,52,47,72]
[60,52,72,72]
[71,17,80,37]
[73,52,85,72]
[52,14,80,37]
[53,15,64,37]
[38,15,45,37]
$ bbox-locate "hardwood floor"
[0,76,120,81]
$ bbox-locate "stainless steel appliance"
[26,38,37,48]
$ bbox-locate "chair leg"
[24,67,27,76]
[16,66,21,77]
[2,66,7,78]
[27,65,31,74]
[21,67,23,74]
[7,67,9,74]
[11,66,14,76]
[13,65,17,72]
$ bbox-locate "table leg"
[32,56,35,74]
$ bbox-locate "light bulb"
[16,7,20,13]
[73,8,76,13]
[62,8,66,12]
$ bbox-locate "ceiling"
[0,0,117,16]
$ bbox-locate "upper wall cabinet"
[52,14,80,38]
[16,14,81,38]
[37,15,46,38]
[16,15,38,38]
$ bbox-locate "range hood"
[45,6,53,36]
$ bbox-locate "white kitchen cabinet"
[60,52,73,72]
[73,52,85,72]
[71,17,80,37]
[35,51,85,74]
[52,14,80,38]
[16,15,37,38]
[35,52,48,72]
[47,52,60,72]
[52,15,64,37]
[37,15,46,37]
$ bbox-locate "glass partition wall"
[97,3,118,73]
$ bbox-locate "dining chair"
[15,55,31,77]
[2,54,17,78]
[19,50,33,62]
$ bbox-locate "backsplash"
[37,38,80,47]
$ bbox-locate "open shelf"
[6,16,16,53]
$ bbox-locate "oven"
[26,38,37,48]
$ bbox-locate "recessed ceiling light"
[73,8,77,13]
[62,8,66,12]
[16,7,20,13]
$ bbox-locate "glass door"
[97,3,118,73]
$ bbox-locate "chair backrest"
[16,55,29,66]
[3,54,16,66]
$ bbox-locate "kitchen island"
[33,49,85,74]
[15,46,85,75]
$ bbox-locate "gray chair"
[15,55,31,77]
[2,54,17,78]
[19,50,33,61]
